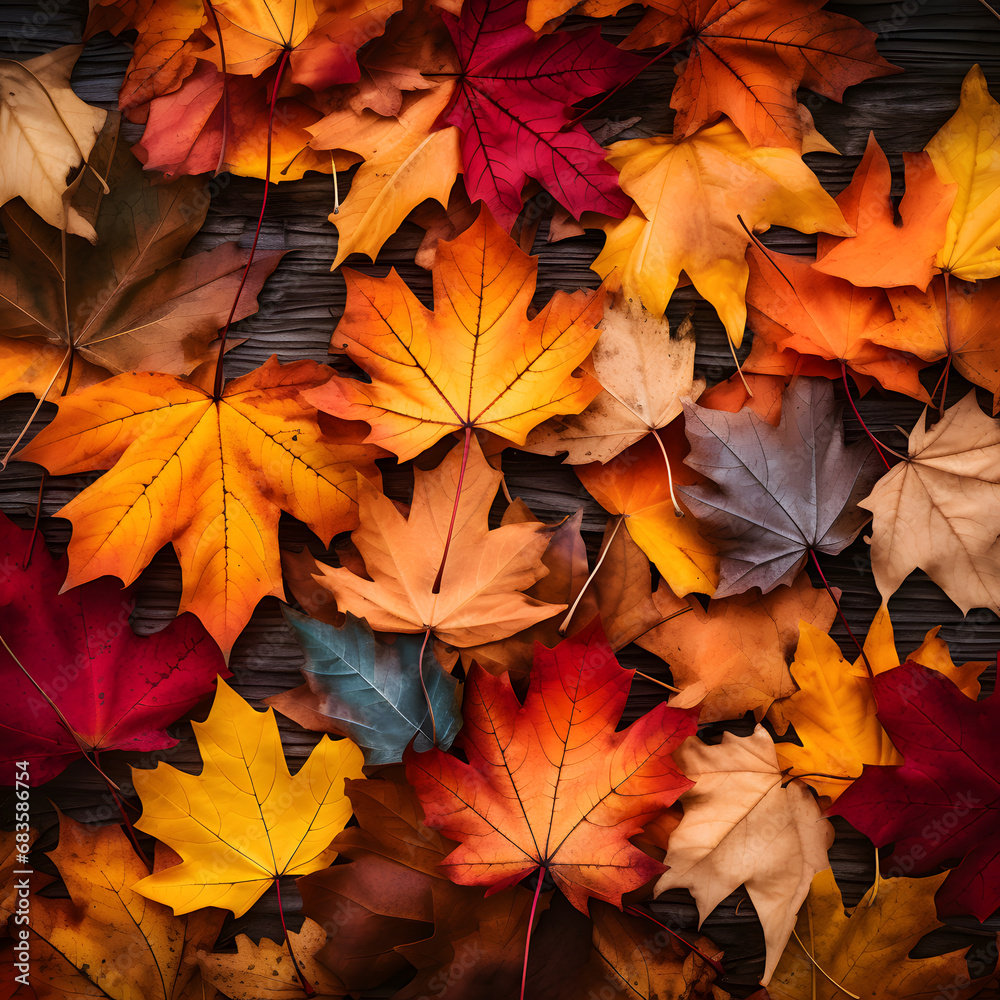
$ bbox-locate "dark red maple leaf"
[831,662,1000,922]
[434,0,645,228]
[0,512,227,784]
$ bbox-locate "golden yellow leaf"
[132,677,364,917]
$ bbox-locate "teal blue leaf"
[279,606,462,766]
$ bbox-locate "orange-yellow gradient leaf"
[132,677,365,918]
[17,356,382,652]
[306,206,604,461]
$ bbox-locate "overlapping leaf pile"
[2,2,1000,999]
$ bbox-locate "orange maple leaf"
[306,206,605,461]
[405,618,697,913]
[17,357,383,652]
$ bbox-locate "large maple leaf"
[678,377,884,597]
[132,676,365,917]
[769,868,996,1000]
[0,511,227,784]
[0,139,282,404]
[622,0,899,151]
[655,726,834,985]
[16,356,383,652]
[860,391,1000,614]
[282,437,565,646]
[831,662,1000,922]
[405,619,697,913]
[21,813,223,1000]
[432,0,645,227]
[591,122,851,345]
[306,206,604,461]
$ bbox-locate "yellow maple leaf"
[132,677,365,917]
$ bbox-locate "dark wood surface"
[2,1,1000,995]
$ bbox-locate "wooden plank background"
[2,0,1000,995]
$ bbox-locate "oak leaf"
[925,64,1000,280]
[591,123,851,345]
[813,133,956,290]
[831,662,1000,922]
[636,572,836,724]
[132,676,364,917]
[770,869,994,1000]
[742,245,931,400]
[16,356,382,652]
[433,0,645,227]
[678,378,883,598]
[0,139,283,403]
[22,813,223,1000]
[620,0,899,151]
[860,391,1000,614]
[265,607,462,766]
[0,510,227,784]
[0,45,107,241]
[282,437,564,646]
[306,206,604,461]
[655,726,834,984]
[522,292,705,464]
[576,429,720,598]
[406,619,698,913]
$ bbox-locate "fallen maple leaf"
[678,377,883,598]
[132,676,364,917]
[265,607,462,765]
[432,0,645,227]
[742,245,932,400]
[813,132,956,290]
[575,429,720,598]
[406,618,697,913]
[926,65,1000,280]
[522,291,705,464]
[621,0,899,151]
[16,356,383,652]
[282,437,565,646]
[23,812,223,1000]
[0,510,227,784]
[831,662,1000,922]
[860,391,1000,614]
[198,918,346,999]
[306,206,604,461]
[591,122,852,345]
[636,572,836,724]
[655,726,834,985]
[0,138,283,404]
[770,868,994,1000]
[0,45,107,241]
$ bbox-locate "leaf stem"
[203,0,230,177]
[520,871,545,1000]
[792,922,859,999]
[632,670,680,693]
[808,549,872,678]
[650,429,683,516]
[937,271,953,417]
[1,349,71,470]
[840,362,890,470]
[23,471,47,569]
[432,425,473,595]
[211,44,291,400]
[558,515,624,635]
[94,749,150,870]
[418,627,436,746]
[623,905,726,977]
[274,875,315,997]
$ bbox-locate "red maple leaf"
[434,0,645,228]
[830,662,1000,922]
[405,618,696,913]
[0,512,227,784]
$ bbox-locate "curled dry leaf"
[0,45,107,241]
[655,726,834,985]
[17,356,383,653]
[591,122,851,345]
[406,619,697,913]
[522,291,705,464]
[307,205,604,461]
[132,677,365,918]
[860,391,1000,614]
[283,437,564,647]
[679,378,883,598]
